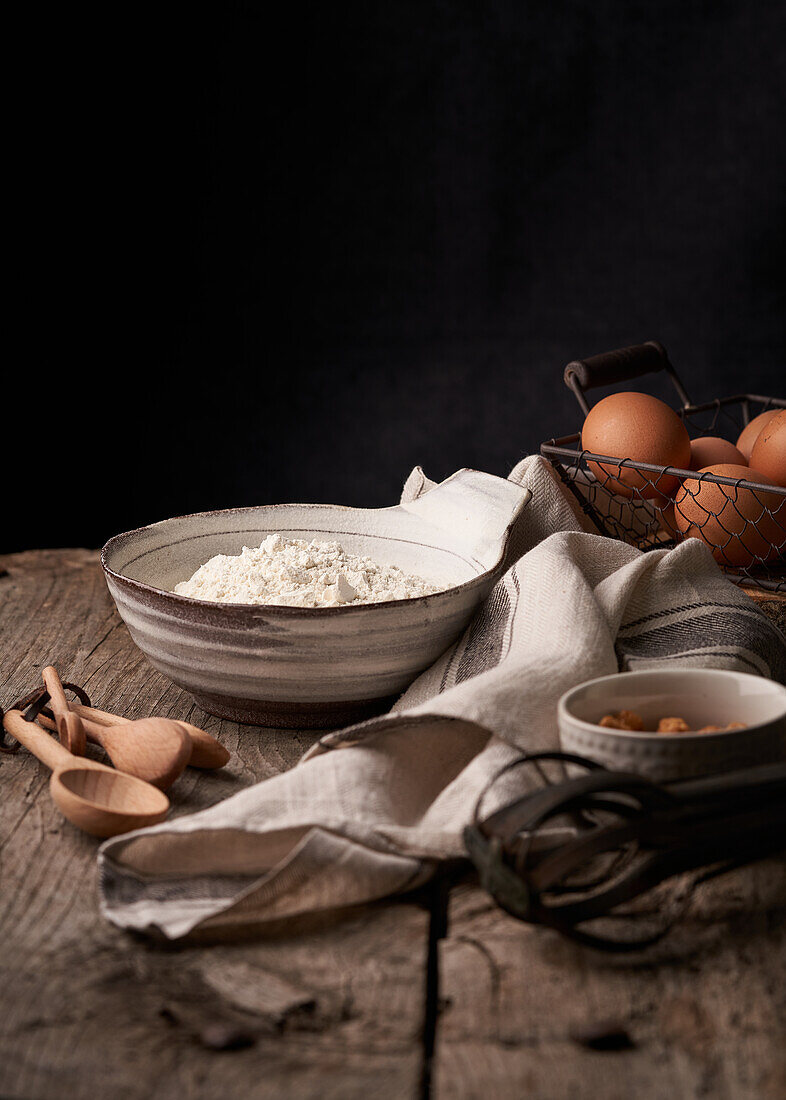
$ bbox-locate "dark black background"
[7,1,785,554]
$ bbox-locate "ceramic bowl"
[558,668,786,781]
[102,470,531,728]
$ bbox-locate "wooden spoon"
[65,702,230,770]
[3,710,169,838]
[42,666,86,755]
[38,710,192,790]
[39,701,229,772]
[39,666,192,789]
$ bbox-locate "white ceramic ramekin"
[558,668,786,781]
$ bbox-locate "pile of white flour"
[173,534,442,608]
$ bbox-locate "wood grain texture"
[433,569,786,1100]
[0,550,429,1099]
[434,868,786,1100]
[1,550,784,1099]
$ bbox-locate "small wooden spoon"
[42,666,86,755]
[38,710,192,790]
[66,702,230,770]
[39,667,191,789]
[3,710,169,838]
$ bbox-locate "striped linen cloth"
[98,456,786,938]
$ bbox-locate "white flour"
[173,534,442,607]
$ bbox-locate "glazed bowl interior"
[561,669,786,736]
[103,498,501,602]
[100,471,532,727]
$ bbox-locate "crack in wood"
[418,870,451,1100]
[2,550,785,1100]
[2,551,434,1099]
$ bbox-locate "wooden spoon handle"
[42,666,72,727]
[70,712,114,741]
[42,667,87,756]
[68,703,131,727]
[3,710,84,772]
[37,711,109,751]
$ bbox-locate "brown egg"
[736,409,779,462]
[582,392,691,499]
[750,410,786,487]
[689,436,746,470]
[674,463,786,568]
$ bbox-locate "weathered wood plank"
[0,550,430,1100]
[2,550,784,1100]
[430,586,786,1099]
[434,867,786,1100]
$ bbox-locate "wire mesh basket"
[540,342,786,592]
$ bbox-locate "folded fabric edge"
[99,823,435,939]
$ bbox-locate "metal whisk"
[465,752,786,950]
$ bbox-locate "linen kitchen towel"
[98,457,786,938]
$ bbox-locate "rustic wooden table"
[1,550,785,1100]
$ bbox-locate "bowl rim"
[558,668,786,741]
[100,474,527,617]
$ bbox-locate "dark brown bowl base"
[188,689,397,730]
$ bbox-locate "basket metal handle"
[564,341,691,415]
